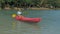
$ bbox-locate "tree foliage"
[0,0,60,8]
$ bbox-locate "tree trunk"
[40,0,45,6]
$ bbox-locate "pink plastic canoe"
[15,16,41,23]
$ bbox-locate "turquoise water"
[0,9,60,34]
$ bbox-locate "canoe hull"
[15,16,41,23]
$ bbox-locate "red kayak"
[15,16,41,23]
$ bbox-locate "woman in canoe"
[12,9,24,18]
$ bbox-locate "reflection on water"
[11,21,40,34]
[12,22,16,30]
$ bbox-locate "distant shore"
[0,7,59,10]
[4,7,50,10]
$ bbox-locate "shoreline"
[29,8,50,10]
[0,7,58,10]
[4,7,51,10]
